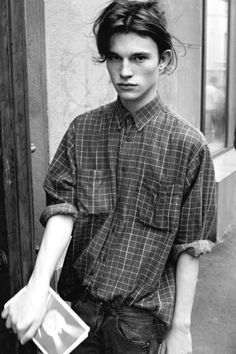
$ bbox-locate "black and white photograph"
[0,1,236,354]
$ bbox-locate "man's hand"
[1,283,49,345]
[1,215,74,345]
[159,324,192,354]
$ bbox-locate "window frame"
[201,0,232,156]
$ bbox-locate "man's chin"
[118,91,139,102]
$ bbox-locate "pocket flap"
[137,178,182,232]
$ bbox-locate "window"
[203,0,229,154]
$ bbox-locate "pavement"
[192,226,236,354]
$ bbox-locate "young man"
[2,1,216,353]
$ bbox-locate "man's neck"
[119,94,157,113]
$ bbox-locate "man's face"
[106,32,160,112]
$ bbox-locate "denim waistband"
[79,286,154,319]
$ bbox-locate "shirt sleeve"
[40,121,79,226]
[171,138,217,261]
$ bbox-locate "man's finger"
[1,306,9,319]
[5,316,13,329]
[159,342,167,354]
[12,326,17,334]
[19,323,39,345]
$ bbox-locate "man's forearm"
[29,214,74,288]
[172,252,199,329]
[160,252,199,353]
[1,214,74,344]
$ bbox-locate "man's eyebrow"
[108,51,151,56]
[132,52,150,56]
[107,51,119,55]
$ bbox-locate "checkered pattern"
[40,95,216,337]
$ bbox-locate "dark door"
[0,0,37,353]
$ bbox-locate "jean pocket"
[71,297,98,330]
[77,169,114,215]
[116,309,155,349]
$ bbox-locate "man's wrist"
[28,272,50,290]
[171,320,191,332]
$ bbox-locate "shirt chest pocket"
[77,169,114,215]
[137,178,182,232]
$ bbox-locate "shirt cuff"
[40,203,79,227]
[171,240,215,262]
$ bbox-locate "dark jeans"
[71,291,160,354]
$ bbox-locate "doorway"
[0,0,37,352]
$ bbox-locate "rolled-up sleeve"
[40,121,79,226]
[171,139,216,261]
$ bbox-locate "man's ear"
[159,49,172,72]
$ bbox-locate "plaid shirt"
[40,95,216,339]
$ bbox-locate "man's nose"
[120,59,133,78]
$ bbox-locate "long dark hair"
[93,0,179,73]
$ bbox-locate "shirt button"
[121,167,126,173]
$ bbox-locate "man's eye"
[134,56,146,62]
[107,54,120,61]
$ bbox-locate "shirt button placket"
[124,115,133,141]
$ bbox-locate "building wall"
[214,149,236,240]
[44,0,116,159]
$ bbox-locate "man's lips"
[117,83,137,87]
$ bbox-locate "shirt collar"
[114,94,166,131]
